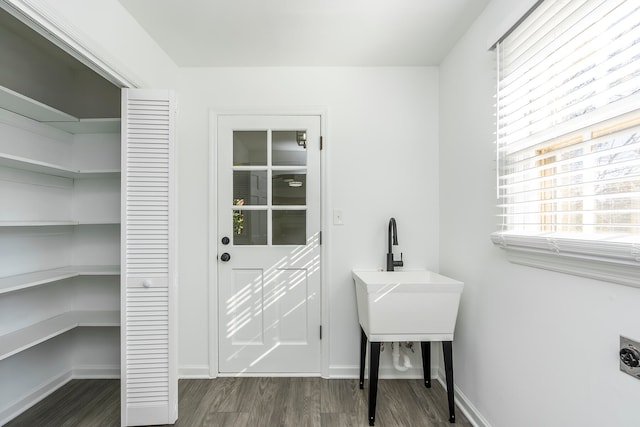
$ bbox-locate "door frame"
[208,108,330,378]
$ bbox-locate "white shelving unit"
[0,13,132,423]
[0,310,120,362]
[0,265,119,295]
[0,77,175,425]
[0,84,120,132]
[0,152,120,179]
[0,80,122,409]
[0,221,120,227]
[47,118,121,134]
[0,220,78,227]
[0,85,77,122]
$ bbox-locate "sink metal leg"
[368,341,381,426]
[359,327,367,389]
[442,341,456,423]
[421,341,431,388]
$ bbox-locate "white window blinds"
[492,0,640,285]
[495,0,640,244]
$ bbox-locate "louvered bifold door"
[121,89,177,426]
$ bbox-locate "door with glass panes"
[217,115,321,374]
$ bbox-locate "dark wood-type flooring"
[6,378,473,427]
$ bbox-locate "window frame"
[490,0,640,287]
[491,233,640,287]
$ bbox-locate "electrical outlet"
[620,336,640,380]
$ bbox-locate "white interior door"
[217,115,321,374]
[121,89,177,426]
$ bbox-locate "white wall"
[176,67,440,375]
[439,1,640,426]
[30,0,438,379]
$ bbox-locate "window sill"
[490,233,640,288]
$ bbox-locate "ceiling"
[118,0,490,67]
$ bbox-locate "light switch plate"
[333,209,344,225]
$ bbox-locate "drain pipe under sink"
[392,342,412,371]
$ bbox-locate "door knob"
[220,253,231,262]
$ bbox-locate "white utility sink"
[353,270,464,342]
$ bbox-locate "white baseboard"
[435,368,492,427]
[328,364,439,380]
[325,365,356,378]
[0,370,72,426]
[72,364,120,379]
[0,365,119,426]
[178,365,211,379]
[181,364,433,379]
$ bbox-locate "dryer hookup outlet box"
[620,336,640,380]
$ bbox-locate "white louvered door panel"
[121,89,177,426]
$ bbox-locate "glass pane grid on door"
[232,129,308,246]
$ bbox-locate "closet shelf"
[0,153,120,179]
[0,85,121,134]
[46,118,121,134]
[0,310,120,361]
[0,85,76,123]
[0,220,78,227]
[0,265,120,295]
[0,221,120,227]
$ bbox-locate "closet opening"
[0,5,122,424]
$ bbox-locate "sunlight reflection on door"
[223,233,320,372]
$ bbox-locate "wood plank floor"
[6,378,473,427]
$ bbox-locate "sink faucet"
[386,217,404,271]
